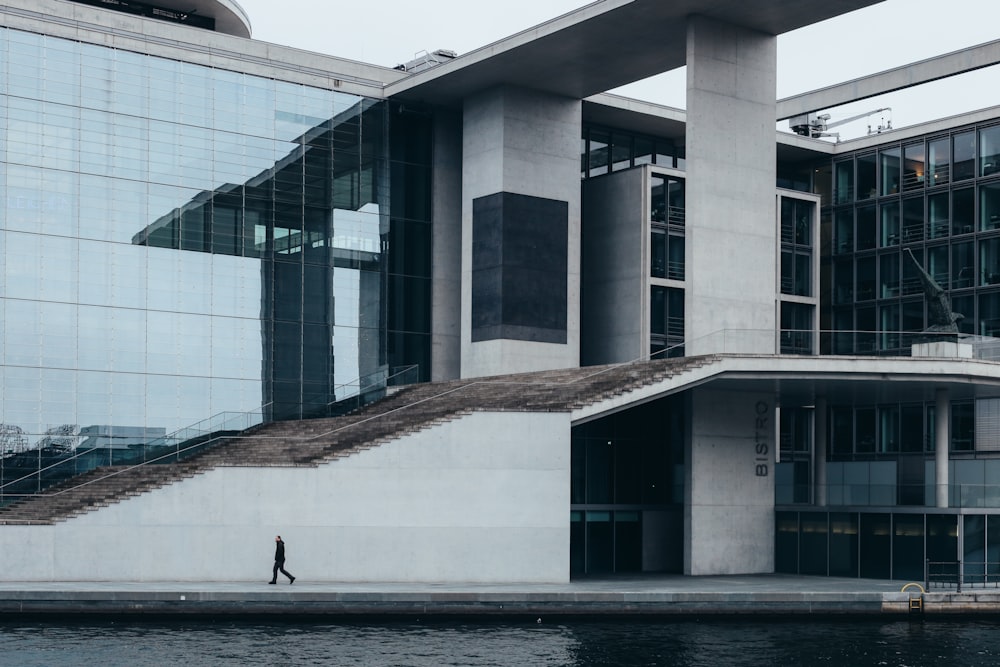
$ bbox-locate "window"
[780,303,814,354]
[835,209,854,254]
[953,188,974,236]
[903,143,925,190]
[980,238,1000,286]
[928,192,949,239]
[954,131,976,181]
[953,402,975,451]
[980,125,1000,176]
[980,182,1000,231]
[878,405,899,453]
[928,137,950,186]
[587,128,610,177]
[650,286,684,356]
[880,147,901,195]
[834,161,854,203]
[901,197,923,243]
[927,245,949,289]
[857,205,877,250]
[880,201,900,247]
[611,132,632,171]
[857,153,877,200]
[953,241,974,289]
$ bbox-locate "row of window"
[833,242,1000,307]
[832,125,1000,204]
[828,402,975,454]
[830,293,1000,346]
[582,125,684,179]
[776,511,958,580]
[833,184,1000,254]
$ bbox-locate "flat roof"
[64,0,252,37]
[387,0,884,106]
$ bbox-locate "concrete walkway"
[0,574,992,616]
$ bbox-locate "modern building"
[3,0,1000,584]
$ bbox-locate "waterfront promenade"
[0,575,995,616]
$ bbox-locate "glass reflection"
[0,26,392,471]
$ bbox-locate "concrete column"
[685,388,775,575]
[430,110,463,381]
[461,86,581,378]
[684,17,778,355]
[814,397,827,507]
[936,388,950,508]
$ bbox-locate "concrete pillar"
[814,397,827,507]
[684,16,778,355]
[685,388,775,575]
[430,110,463,381]
[461,86,581,377]
[936,388,950,508]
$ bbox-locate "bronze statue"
[904,247,962,333]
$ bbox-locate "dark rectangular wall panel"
[472,192,568,343]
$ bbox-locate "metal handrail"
[0,368,421,506]
[0,402,272,497]
[6,327,1000,511]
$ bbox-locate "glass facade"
[0,27,433,456]
[777,511,959,581]
[827,122,1000,352]
[570,397,685,575]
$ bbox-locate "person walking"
[269,535,295,584]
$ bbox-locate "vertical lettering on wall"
[754,400,769,477]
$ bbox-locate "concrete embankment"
[0,575,996,617]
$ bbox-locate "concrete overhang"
[385,0,884,106]
[573,355,1000,425]
[777,38,1000,121]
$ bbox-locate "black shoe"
[289,576,295,584]
[268,581,276,585]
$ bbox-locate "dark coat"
[275,539,286,562]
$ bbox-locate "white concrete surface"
[0,411,571,584]
[461,86,581,378]
[685,388,775,575]
[685,17,778,355]
[912,342,974,358]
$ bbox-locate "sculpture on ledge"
[904,247,963,334]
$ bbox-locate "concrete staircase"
[0,355,719,525]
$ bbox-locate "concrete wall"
[431,110,464,381]
[685,17,778,354]
[0,411,571,583]
[461,86,581,377]
[581,168,647,365]
[685,388,775,575]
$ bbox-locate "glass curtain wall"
[0,29,391,465]
[827,123,1000,353]
[571,397,685,575]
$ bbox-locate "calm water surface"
[3,617,1000,666]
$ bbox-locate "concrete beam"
[777,38,1000,120]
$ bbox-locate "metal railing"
[0,404,271,506]
[0,350,723,516]
[0,365,423,507]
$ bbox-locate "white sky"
[235,0,1000,141]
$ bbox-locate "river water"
[3,617,1000,666]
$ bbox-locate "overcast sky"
[235,0,999,141]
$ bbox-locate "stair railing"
[0,403,271,505]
